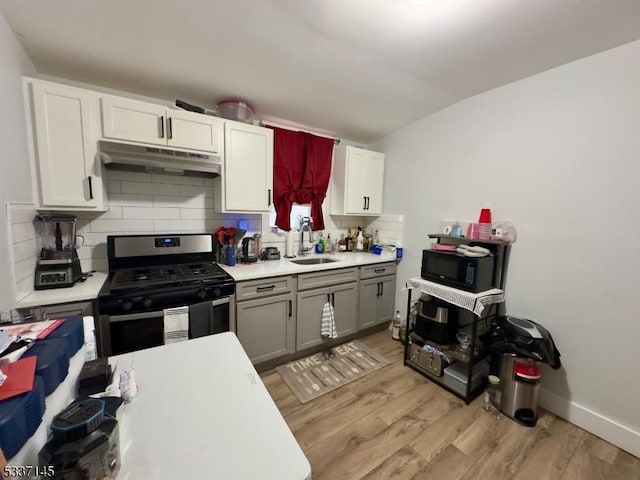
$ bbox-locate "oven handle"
[108,297,230,323]
[212,297,230,307]
[109,311,164,322]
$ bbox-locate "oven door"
[98,297,231,357]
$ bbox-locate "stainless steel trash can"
[499,354,542,427]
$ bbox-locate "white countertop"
[112,332,311,480]
[15,272,108,309]
[220,251,398,281]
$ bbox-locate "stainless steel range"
[96,234,235,357]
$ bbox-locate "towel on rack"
[163,306,189,345]
[320,302,337,339]
[82,315,97,361]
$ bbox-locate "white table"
[111,332,311,480]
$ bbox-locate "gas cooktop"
[109,262,230,291]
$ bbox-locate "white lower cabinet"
[235,276,296,364]
[25,78,107,210]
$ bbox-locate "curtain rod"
[259,121,341,145]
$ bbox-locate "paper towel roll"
[285,230,296,258]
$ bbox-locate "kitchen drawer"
[236,276,295,302]
[297,267,358,291]
[360,262,396,279]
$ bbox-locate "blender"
[34,214,83,289]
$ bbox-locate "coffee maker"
[34,214,83,289]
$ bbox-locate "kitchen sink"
[290,257,339,265]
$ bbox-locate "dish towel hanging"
[163,306,189,345]
[320,302,337,339]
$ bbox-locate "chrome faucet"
[298,217,314,256]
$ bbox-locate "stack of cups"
[478,208,492,240]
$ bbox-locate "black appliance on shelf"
[421,249,495,293]
[415,296,458,344]
[96,234,235,357]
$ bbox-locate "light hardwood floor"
[261,330,640,480]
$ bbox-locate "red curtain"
[271,127,333,231]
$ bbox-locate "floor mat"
[276,340,391,404]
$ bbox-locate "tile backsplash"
[6,203,38,302]
[8,171,405,291]
[76,169,261,272]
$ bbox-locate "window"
[269,203,311,231]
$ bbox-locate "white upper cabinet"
[330,145,385,216]
[100,95,222,154]
[217,121,273,212]
[25,79,106,210]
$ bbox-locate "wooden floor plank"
[608,450,640,480]
[411,445,475,480]
[409,398,482,462]
[376,381,439,425]
[459,410,556,480]
[359,446,428,480]
[511,417,587,480]
[308,412,429,480]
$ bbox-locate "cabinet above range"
[100,95,222,154]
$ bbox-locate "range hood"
[99,141,221,176]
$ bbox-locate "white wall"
[0,12,36,310]
[373,39,640,456]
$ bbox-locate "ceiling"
[2,0,640,142]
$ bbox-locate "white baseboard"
[539,388,640,458]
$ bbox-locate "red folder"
[0,356,37,401]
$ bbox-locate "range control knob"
[213,287,222,298]
[142,297,152,309]
[196,289,208,300]
[121,300,133,312]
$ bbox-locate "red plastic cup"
[478,208,492,224]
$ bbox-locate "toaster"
[261,247,281,260]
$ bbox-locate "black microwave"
[421,249,495,293]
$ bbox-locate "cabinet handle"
[331,292,335,306]
[367,197,371,210]
[289,300,292,317]
[380,282,384,296]
[256,285,275,292]
[167,117,173,139]
[363,196,367,210]
[87,176,93,200]
[159,117,165,138]
[267,189,271,206]
[374,268,385,273]
[327,293,330,303]
[376,282,381,297]
[364,196,368,210]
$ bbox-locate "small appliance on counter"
[261,247,281,260]
[34,214,83,290]
[39,397,123,479]
[241,234,260,263]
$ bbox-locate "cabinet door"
[167,109,222,154]
[344,147,367,214]
[31,82,100,208]
[376,275,396,325]
[362,151,385,214]
[223,122,274,212]
[101,95,166,145]
[296,287,330,351]
[236,294,295,364]
[332,282,358,337]
[358,278,379,330]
